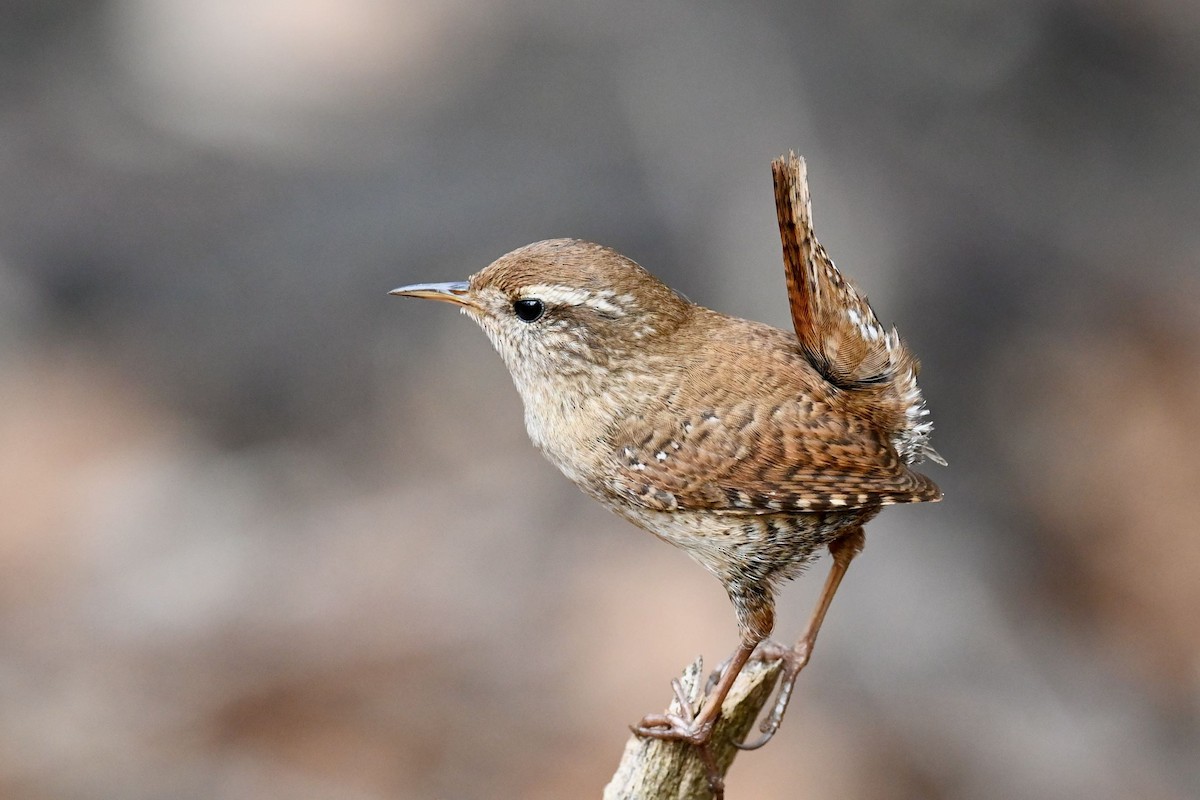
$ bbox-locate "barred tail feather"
[773,152,943,466]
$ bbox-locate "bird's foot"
[631,714,716,746]
[630,677,716,746]
[748,638,795,666]
[734,639,812,750]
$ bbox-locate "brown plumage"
[390,154,943,757]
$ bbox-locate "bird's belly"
[611,504,876,588]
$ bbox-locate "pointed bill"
[388,281,474,307]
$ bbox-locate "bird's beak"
[388,281,475,308]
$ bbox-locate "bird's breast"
[518,381,617,487]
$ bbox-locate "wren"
[391,154,943,750]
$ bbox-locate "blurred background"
[2,1,1198,798]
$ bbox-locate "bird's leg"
[705,637,789,695]
[632,641,757,745]
[736,526,865,750]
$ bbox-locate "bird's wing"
[604,397,942,515]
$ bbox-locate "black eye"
[513,298,545,322]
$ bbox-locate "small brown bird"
[391,154,943,749]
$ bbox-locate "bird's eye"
[513,298,545,322]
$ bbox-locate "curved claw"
[734,730,774,751]
[632,712,671,731]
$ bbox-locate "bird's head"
[391,239,692,389]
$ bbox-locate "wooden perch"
[604,656,782,800]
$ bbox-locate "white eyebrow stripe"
[522,284,626,316]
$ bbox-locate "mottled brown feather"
[600,312,941,515]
